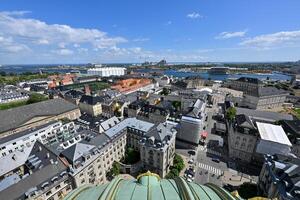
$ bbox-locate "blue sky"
[1,0,300,64]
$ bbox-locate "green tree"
[226,107,237,121]
[112,162,121,176]
[27,93,48,104]
[172,101,181,111]
[237,183,258,199]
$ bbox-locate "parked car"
[188,159,194,164]
[212,157,220,163]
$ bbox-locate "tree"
[172,101,181,111]
[237,183,258,199]
[27,93,48,104]
[173,154,184,171]
[226,107,237,121]
[112,162,121,176]
[165,154,185,178]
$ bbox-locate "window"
[55,185,61,190]
[46,191,52,196]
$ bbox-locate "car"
[188,150,196,156]
[212,157,220,163]
[187,178,192,182]
[187,174,193,179]
[188,159,194,164]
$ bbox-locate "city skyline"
[1,0,300,64]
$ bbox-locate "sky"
[1,0,300,64]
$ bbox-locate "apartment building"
[177,99,206,149]
[228,114,258,162]
[0,121,75,158]
[0,141,72,200]
[140,122,177,177]
[59,129,127,187]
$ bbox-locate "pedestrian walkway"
[198,163,223,176]
[198,146,222,157]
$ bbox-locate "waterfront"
[0,65,291,81]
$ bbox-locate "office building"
[87,67,125,77]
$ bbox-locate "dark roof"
[236,114,255,129]
[282,120,300,135]
[236,77,263,84]
[64,89,84,98]
[0,98,78,134]
[79,95,109,105]
[172,81,188,89]
[236,107,293,122]
[0,141,67,200]
[61,129,110,164]
[146,123,170,142]
[255,87,289,97]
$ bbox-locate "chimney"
[38,146,42,152]
[84,84,91,95]
[46,153,50,158]
[12,154,16,160]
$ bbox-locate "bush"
[238,182,258,199]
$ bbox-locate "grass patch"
[294,108,300,119]
[0,100,28,110]
[0,93,48,110]
[58,81,110,91]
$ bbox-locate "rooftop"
[257,122,292,146]
[105,118,154,138]
[236,77,263,84]
[0,98,78,134]
[236,107,293,122]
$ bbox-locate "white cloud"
[0,11,127,51]
[240,30,300,47]
[132,38,150,42]
[1,10,31,16]
[0,35,30,53]
[36,39,49,45]
[216,30,247,39]
[186,12,203,19]
[52,48,74,56]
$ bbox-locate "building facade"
[258,155,300,200]
[87,67,125,77]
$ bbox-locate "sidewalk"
[222,171,256,186]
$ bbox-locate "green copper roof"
[64,172,239,200]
